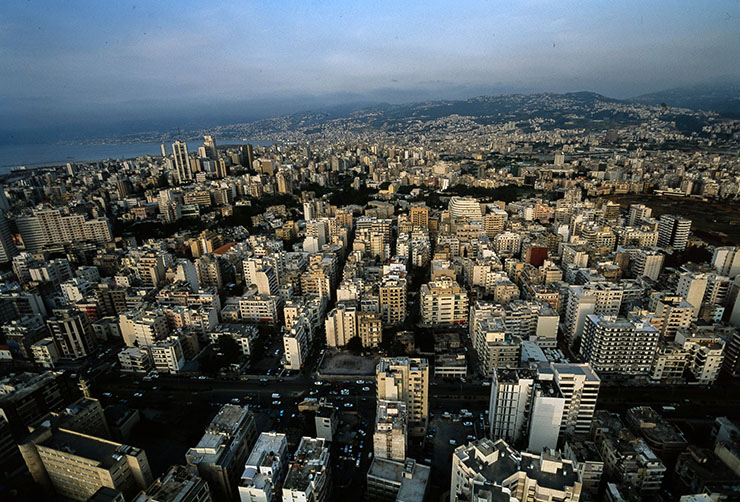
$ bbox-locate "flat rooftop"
[39,429,128,469]
[368,457,430,501]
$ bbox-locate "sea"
[0,138,267,174]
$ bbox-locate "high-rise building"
[240,144,254,169]
[489,369,535,445]
[653,295,693,337]
[238,432,288,502]
[420,277,469,326]
[580,315,660,375]
[379,277,407,325]
[16,209,112,252]
[550,363,601,435]
[0,184,10,212]
[186,405,258,502]
[314,404,337,442]
[374,400,407,461]
[0,213,18,263]
[657,214,691,251]
[376,358,429,435]
[196,254,224,290]
[488,368,565,453]
[202,135,217,159]
[676,271,708,317]
[633,249,664,280]
[173,141,193,184]
[473,316,522,377]
[325,303,358,347]
[366,457,430,502]
[134,465,212,502]
[357,312,382,348]
[448,196,483,223]
[0,371,75,439]
[46,308,98,360]
[450,439,582,502]
[483,208,508,238]
[282,437,330,502]
[409,205,429,228]
[283,315,310,370]
[564,283,624,346]
[712,247,740,278]
[19,425,153,501]
[628,204,652,226]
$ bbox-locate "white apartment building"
[580,315,660,375]
[149,336,185,374]
[238,432,288,502]
[450,439,582,502]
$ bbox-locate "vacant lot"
[605,194,740,245]
[320,352,378,375]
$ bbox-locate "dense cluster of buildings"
[0,124,739,501]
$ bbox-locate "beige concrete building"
[377,358,429,435]
[19,426,152,501]
[379,277,407,325]
[420,277,469,326]
[374,401,407,462]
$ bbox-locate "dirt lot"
[320,352,379,375]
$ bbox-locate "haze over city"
[1,0,739,143]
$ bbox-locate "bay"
[0,139,268,173]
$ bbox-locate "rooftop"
[367,457,430,501]
[283,437,329,492]
[38,428,137,470]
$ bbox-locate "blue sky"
[1,0,738,142]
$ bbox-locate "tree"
[346,336,363,355]
[216,336,241,366]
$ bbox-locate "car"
[272,400,281,405]
[102,392,112,397]
[198,376,207,380]
[467,434,476,440]
[271,393,281,399]
[133,392,143,397]
[231,398,240,404]
[260,378,269,382]
[340,389,349,396]
[344,402,353,408]
[463,421,473,426]
[449,439,457,445]
[361,386,370,392]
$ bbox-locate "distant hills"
[630,81,740,117]
[205,89,729,142]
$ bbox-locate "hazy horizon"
[2,0,739,144]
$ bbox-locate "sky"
[1,0,738,143]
